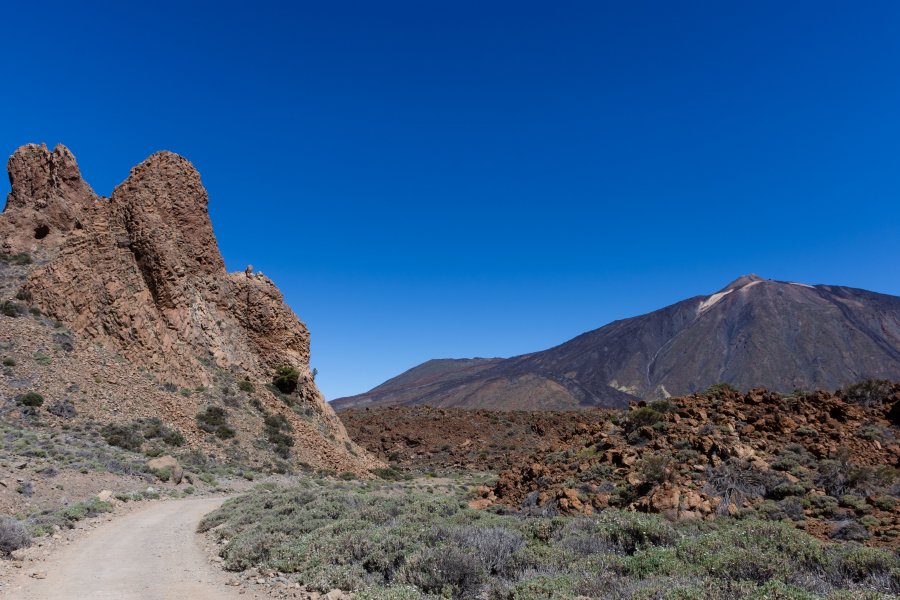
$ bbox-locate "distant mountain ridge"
[333,275,900,410]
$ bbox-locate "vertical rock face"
[2,144,296,382]
[2,144,95,251]
[1,143,372,471]
[112,151,226,307]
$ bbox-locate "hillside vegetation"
[200,477,898,599]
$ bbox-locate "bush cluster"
[264,413,294,458]
[272,366,300,394]
[27,497,114,536]
[199,479,899,599]
[842,379,895,407]
[0,252,32,265]
[101,418,185,451]
[17,391,44,408]
[0,517,31,555]
[1,300,24,318]
[196,407,236,440]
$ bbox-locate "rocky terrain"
[0,143,377,477]
[478,381,900,548]
[339,405,610,473]
[334,275,900,410]
[341,382,900,549]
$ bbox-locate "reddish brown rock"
[1,144,96,252]
[1,143,377,474]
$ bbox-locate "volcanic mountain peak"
[334,275,900,411]
[719,273,764,291]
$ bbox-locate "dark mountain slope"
[334,275,900,409]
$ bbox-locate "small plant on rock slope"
[272,365,300,394]
[196,406,236,440]
[264,413,294,458]
[17,391,44,408]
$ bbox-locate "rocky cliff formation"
[1,143,375,473]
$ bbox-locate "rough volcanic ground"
[338,405,611,473]
[342,383,900,549]
[489,383,900,548]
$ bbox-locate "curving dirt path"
[3,497,242,600]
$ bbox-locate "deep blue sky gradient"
[2,1,899,399]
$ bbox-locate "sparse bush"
[401,546,484,597]
[637,452,674,486]
[830,519,870,541]
[372,467,409,481]
[264,413,294,458]
[47,400,76,419]
[272,365,300,394]
[160,427,185,446]
[101,422,144,451]
[704,459,783,513]
[2,357,15,366]
[842,379,894,407]
[101,418,184,451]
[17,391,44,408]
[196,407,236,440]
[451,526,524,576]
[704,382,739,397]
[625,407,663,431]
[33,351,52,365]
[815,449,882,497]
[28,497,114,535]
[648,399,675,413]
[872,495,896,511]
[238,380,255,393]
[151,466,173,482]
[0,252,31,265]
[0,517,31,555]
[1,300,23,318]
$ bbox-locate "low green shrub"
[704,382,739,396]
[842,379,895,407]
[272,365,300,394]
[196,479,900,599]
[263,413,294,458]
[1,300,23,317]
[196,407,236,440]
[17,391,44,407]
[28,497,114,536]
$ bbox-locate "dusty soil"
[1,497,253,600]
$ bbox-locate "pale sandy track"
[3,497,242,600]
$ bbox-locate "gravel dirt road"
[3,496,242,600]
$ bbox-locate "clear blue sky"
[2,1,899,400]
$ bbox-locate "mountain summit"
[334,276,900,410]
